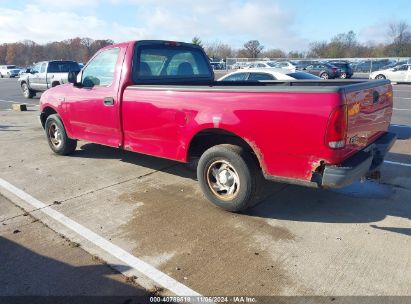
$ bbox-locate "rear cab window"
[48,61,80,73]
[132,41,213,84]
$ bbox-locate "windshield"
[6,65,17,69]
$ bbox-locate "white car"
[218,68,321,81]
[370,64,411,83]
[271,61,298,72]
[243,61,277,69]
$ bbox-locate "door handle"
[103,97,114,106]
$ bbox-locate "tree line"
[1,21,410,67]
[0,38,113,66]
[198,21,411,60]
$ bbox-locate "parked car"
[18,60,81,98]
[304,63,341,79]
[230,62,249,69]
[270,61,299,71]
[352,60,393,72]
[327,61,353,79]
[39,40,395,212]
[369,64,411,82]
[0,65,21,78]
[244,61,277,69]
[381,60,410,70]
[218,68,321,81]
[210,61,225,70]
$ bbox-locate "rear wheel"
[320,73,329,79]
[376,74,386,80]
[340,72,347,79]
[45,114,77,155]
[21,83,35,99]
[197,144,262,212]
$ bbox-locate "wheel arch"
[40,106,58,128]
[186,128,265,173]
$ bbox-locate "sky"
[0,0,410,51]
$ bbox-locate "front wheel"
[197,144,261,212]
[340,72,347,79]
[45,114,77,155]
[21,83,35,99]
[376,74,386,80]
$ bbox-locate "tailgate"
[343,81,393,155]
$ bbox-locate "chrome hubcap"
[206,160,240,201]
[48,123,62,148]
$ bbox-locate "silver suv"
[18,60,80,98]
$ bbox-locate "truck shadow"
[246,178,411,237]
[0,236,150,299]
[73,143,196,179]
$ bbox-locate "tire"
[197,144,262,212]
[21,83,35,99]
[340,72,347,79]
[376,74,386,80]
[51,81,60,87]
[45,114,77,155]
[320,73,329,79]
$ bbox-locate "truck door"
[65,47,125,147]
[37,62,48,91]
[28,63,42,90]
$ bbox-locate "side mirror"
[68,71,77,83]
[68,71,82,87]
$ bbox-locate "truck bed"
[127,79,390,93]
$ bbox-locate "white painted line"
[0,178,201,297]
[398,97,411,99]
[384,160,411,168]
[393,108,411,111]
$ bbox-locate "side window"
[248,73,275,81]
[223,73,247,81]
[82,48,120,87]
[257,63,266,68]
[397,65,408,71]
[40,63,47,73]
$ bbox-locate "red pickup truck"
[39,40,396,212]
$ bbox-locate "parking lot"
[0,77,410,300]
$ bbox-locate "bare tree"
[388,21,411,56]
[242,40,264,58]
[205,41,234,59]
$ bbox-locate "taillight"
[332,68,337,72]
[325,105,347,149]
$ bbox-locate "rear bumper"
[321,132,397,188]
